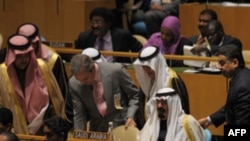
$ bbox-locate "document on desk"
[183,45,207,68]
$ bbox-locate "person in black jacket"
[199,44,250,128]
[191,20,242,56]
[75,7,142,63]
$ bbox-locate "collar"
[98,30,111,43]
[93,63,102,83]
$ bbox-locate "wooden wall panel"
[179,3,206,38]
[0,0,115,47]
[178,73,228,136]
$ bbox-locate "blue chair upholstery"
[205,129,212,141]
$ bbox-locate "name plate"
[74,130,109,141]
[42,41,74,48]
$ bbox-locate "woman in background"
[145,16,192,67]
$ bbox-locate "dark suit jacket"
[69,62,139,132]
[74,28,142,63]
[209,35,242,55]
[189,34,242,55]
[210,68,250,126]
[167,37,193,67]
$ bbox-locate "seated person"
[0,107,13,132]
[138,87,205,141]
[191,20,242,56]
[74,7,142,63]
[0,34,66,135]
[144,16,192,67]
[43,116,71,141]
[0,131,20,141]
[133,46,190,127]
[189,9,218,46]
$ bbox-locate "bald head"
[206,20,224,45]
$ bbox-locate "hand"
[191,45,208,56]
[198,117,211,129]
[125,118,137,130]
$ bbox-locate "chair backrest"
[133,34,147,46]
[111,125,139,141]
[243,50,250,68]
[0,34,3,49]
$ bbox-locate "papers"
[183,69,200,73]
[183,45,207,68]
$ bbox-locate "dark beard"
[222,69,235,78]
[157,108,166,119]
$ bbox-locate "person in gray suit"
[69,54,139,132]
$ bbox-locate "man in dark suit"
[191,20,242,56]
[69,54,139,132]
[74,7,142,63]
[199,44,250,128]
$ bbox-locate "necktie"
[93,81,107,116]
[197,37,205,45]
[99,38,105,50]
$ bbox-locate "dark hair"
[200,9,218,20]
[43,116,70,141]
[216,44,245,68]
[0,107,13,126]
[0,131,20,141]
[89,7,113,24]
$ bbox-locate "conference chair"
[111,125,139,141]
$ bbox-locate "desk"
[178,72,228,136]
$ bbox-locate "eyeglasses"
[91,19,105,25]
[156,99,168,105]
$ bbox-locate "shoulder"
[146,33,161,44]
[149,32,161,39]
[233,69,250,85]
[99,63,128,78]
[180,37,193,45]
[183,114,204,132]
[69,76,82,88]
[98,62,123,71]
[77,30,93,38]
[224,35,242,43]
